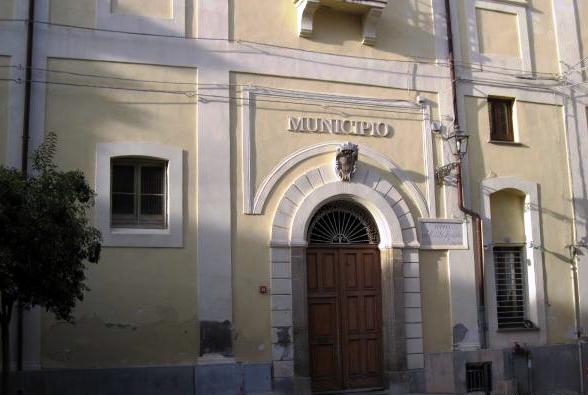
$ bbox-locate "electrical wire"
[0,18,568,80]
[0,77,426,117]
[0,60,567,102]
[0,64,424,107]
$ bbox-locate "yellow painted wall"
[465,97,575,344]
[528,0,560,74]
[490,189,526,244]
[0,56,9,166]
[420,251,452,353]
[476,8,519,57]
[49,0,197,35]
[232,73,435,203]
[50,0,96,29]
[456,0,559,74]
[112,0,172,19]
[231,153,332,362]
[230,72,438,360]
[42,58,198,368]
[232,0,437,61]
[0,0,13,18]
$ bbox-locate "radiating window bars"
[308,201,379,245]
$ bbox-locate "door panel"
[308,249,342,392]
[340,249,383,390]
[307,247,384,392]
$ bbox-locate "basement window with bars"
[466,362,492,394]
[111,157,168,228]
[494,246,527,329]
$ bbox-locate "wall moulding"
[269,166,424,375]
[480,176,547,347]
[465,0,532,73]
[241,87,434,218]
[96,0,186,36]
[294,0,388,45]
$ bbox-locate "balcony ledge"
[294,0,387,45]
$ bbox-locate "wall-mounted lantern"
[434,131,470,184]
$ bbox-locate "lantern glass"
[448,133,470,158]
[456,134,469,157]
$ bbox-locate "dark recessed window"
[466,362,492,394]
[494,246,526,329]
[111,157,167,228]
[488,97,515,142]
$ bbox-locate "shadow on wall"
[227,0,445,80]
[35,10,214,369]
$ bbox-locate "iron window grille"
[466,362,492,394]
[493,246,527,329]
[488,97,515,142]
[111,157,168,229]
[308,201,380,245]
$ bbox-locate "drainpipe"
[17,0,36,375]
[444,0,488,349]
[571,244,585,395]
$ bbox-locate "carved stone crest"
[335,142,359,182]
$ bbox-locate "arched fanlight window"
[308,201,380,245]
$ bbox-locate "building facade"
[1,0,588,393]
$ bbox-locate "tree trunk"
[1,298,13,395]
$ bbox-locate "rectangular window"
[466,362,492,394]
[488,97,515,142]
[494,246,526,329]
[111,158,167,228]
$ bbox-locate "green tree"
[0,133,101,394]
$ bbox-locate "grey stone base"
[274,372,417,395]
[4,362,272,395]
[425,343,584,395]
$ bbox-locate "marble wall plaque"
[420,220,467,249]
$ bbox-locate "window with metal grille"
[466,362,492,394]
[494,246,527,329]
[307,201,379,245]
[488,97,515,142]
[111,157,167,228]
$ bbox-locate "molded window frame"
[96,0,185,36]
[96,142,183,248]
[488,96,519,143]
[110,157,168,229]
[481,177,546,347]
[466,0,532,73]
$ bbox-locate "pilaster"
[552,0,588,335]
[402,248,424,369]
[197,67,233,358]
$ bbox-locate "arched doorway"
[306,201,384,392]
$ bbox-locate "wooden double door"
[307,247,384,392]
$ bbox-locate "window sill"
[496,327,540,333]
[96,143,184,249]
[488,140,526,146]
[110,227,170,235]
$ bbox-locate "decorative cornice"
[294,0,388,45]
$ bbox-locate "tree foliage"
[0,132,101,392]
